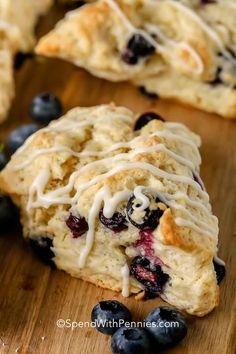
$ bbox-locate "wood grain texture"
[0,5,236,354]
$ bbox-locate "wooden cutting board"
[0,5,236,354]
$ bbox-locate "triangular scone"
[35,0,220,81]
[0,0,53,52]
[35,0,236,118]
[36,0,166,81]
[0,104,222,316]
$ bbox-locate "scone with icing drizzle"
[36,0,236,118]
[0,104,224,316]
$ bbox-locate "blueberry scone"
[36,0,236,118]
[0,103,225,316]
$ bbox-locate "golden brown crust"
[160,209,197,252]
[35,0,236,118]
[0,104,220,316]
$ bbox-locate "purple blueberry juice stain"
[133,230,163,265]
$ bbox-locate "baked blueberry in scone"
[36,0,236,118]
[0,103,224,316]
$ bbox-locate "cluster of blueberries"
[91,299,188,354]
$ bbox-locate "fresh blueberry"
[29,93,62,124]
[144,306,187,349]
[139,86,159,100]
[29,236,55,266]
[0,150,8,170]
[213,260,226,284]
[91,300,132,335]
[127,194,164,230]
[0,195,18,231]
[134,112,165,131]
[130,256,169,297]
[122,34,156,65]
[7,124,38,153]
[99,211,128,233]
[66,213,88,238]
[111,327,150,354]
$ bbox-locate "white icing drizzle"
[27,170,51,212]
[152,131,201,165]
[15,107,133,156]
[145,23,204,75]
[102,188,131,218]
[13,141,197,172]
[16,107,219,267]
[213,254,225,266]
[12,119,201,172]
[167,0,223,49]
[167,0,236,64]
[105,0,204,75]
[175,217,214,238]
[80,186,131,268]
[163,191,213,214]
[105,0,162,56]
[79,187,129,268]
[27,157,209,212]
[158,193,216,234]
[133,186,150,211]
[121,263,130,297]
[79,187,107,267]
[132,186,217,237]
[105,0,134,32]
